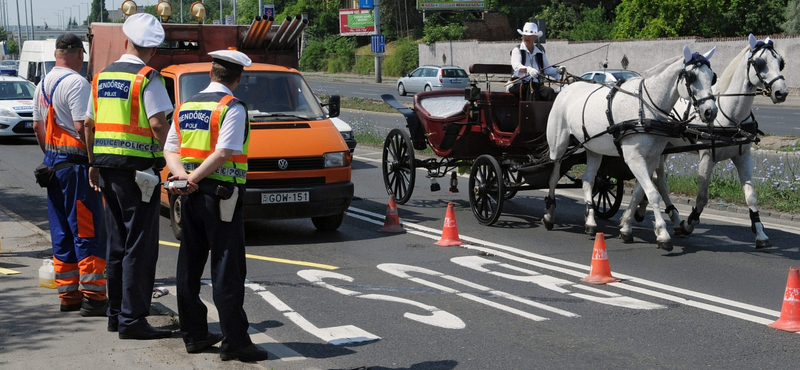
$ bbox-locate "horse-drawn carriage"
[380,63,632,226]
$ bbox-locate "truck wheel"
[312,212,344,231]
[169,194,183,240]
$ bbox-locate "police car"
[0,76,36,137]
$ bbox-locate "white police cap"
[208,49,252,70]
[123,13,165,48]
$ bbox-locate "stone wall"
[419,35,800,92]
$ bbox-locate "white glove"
[529,69,539,79]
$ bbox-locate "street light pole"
[73,5,81,28]
[28,0,33,40]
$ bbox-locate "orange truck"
[87,17,353,238]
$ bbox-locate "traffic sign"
[264,4,275,18]
[371,34,385,54]
[359,0,374,9]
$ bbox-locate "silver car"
[580,69,640,84]
[397,65,469,96]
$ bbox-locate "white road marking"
[164,283,306,361]
[346,207,789,328]
[297,269,465,329]
[246,281,381,345]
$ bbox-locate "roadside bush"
[355,55,374,75]
[299,39,327,71]
[383,38,418,77]
[300,36,356,72]
[421,23,468,45]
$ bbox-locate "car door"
[406,68,425,92]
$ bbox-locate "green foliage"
[0,27,6,43]
[612,0,727,38]
[534,2,580,39]
[277,0,339,39]
[7,39,18,55]
[721,0,787,37]
[494,1,550,34]
[90,0,109,23]
[570,5,614,41]
[382,38,419,77]
[300,36,355,72]
[783,0,800,33]
[421,23,468,45]
[355,55,375,75]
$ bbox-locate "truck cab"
[87,19,353,239]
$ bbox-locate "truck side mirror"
[326,95,340,118]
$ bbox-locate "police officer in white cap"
[508,21,561,101]
[84,12,174,340]
[163,49,269,362]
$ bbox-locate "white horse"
[544,45,719,251]
[624,34,788,248]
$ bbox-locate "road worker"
[84,13,173,339]
[32,32,107,316]
[163,49,270,362]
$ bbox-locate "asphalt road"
[2,137,800,369]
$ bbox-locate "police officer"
[163,49,269,362]
[84,13,173,339]
[32,32,107,316]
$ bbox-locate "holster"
[219,186,239,222]
[134,169,159,202]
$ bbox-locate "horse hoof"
[673,227,683,236]
[679,221,694,236]
[543,220,554,231]
[634,212,645,222]
[755,239,773,249]
[657,241,674,252]
[619,233,633,243]
[585,225,596,236]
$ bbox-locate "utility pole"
[15,0,22,45]
[28,0,33,40]
[374,0,381,83]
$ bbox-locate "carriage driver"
[507,21,561,102]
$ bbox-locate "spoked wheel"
[382,128,416,204]
[469,155,505,226]
[592,173,624,219]
[502,166,520,200]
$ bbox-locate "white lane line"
[163,284,306,361]
[346,207,784,324]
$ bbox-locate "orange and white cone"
[581,233,620,285]
[435,202,463,246]
[378,194,405,233]
[768,267,800,332]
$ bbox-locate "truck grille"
[248,157,325,171]
[245,177,326,188]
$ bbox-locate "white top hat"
[123,13,165,48]
[517,22,543,37]
[208,50,253,70]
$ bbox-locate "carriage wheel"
[469,155,505,226]
[592,174,623,219]
[382,128,416,204]
[502,166,520,200]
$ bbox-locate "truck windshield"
[179,71,326,120]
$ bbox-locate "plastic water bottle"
[38,259,56,289]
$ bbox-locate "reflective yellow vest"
[175,92,249,184]
[92,63,163,170]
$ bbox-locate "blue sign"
[359,0,374,9]
[263,4,275,18]
[371,34,385,54]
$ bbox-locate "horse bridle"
[677,54,717,110]
[747,40,785,95]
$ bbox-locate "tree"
[782,0,800,33]
[90,0,109,23]
[721,0,787,37]
[7,39,18,55]
[570,5,614,41]
[0,27,6,43]
[612,0,725,39]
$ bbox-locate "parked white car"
[579,69,640,84]
[0,76,35,137]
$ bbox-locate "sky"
[2,0,161,30]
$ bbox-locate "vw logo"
[277,159,289,170]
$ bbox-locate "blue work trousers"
[99,168,161,332]
[176,184,252,352]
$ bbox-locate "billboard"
[417,0,485,10]
[340,9,375,36]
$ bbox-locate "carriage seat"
[418,95,469,120]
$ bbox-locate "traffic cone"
[768,267,800,332]
[435,203,463,246]
[580,233,620,285]
[378,194,405,233]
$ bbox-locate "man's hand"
[165,173,198,195]
[88,167,101,192]
[529,69,539,79]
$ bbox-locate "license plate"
[24,121,32,128]
[449,79,461,83]
[261,191,309,204]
